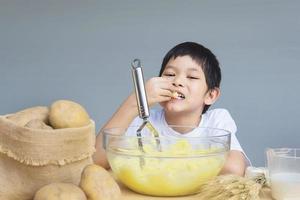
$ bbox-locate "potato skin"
[34,183,87,200]
[49,100,90,129]
[80,164,121,200]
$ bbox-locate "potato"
[34,182,87,200]
[7,106,49,126]
[49,100,90,129]
[25,119,53,130]
[80,164,121,200]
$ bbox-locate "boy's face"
[160,55,217,115]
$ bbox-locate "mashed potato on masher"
[107,140,226,196]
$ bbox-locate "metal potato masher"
[131,59,162,156]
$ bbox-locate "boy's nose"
[172,78,184,87]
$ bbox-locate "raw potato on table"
[80,164,121,200]
[49,100,90,129]
[34,182,87,200]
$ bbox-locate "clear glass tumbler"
[266,148,300,200]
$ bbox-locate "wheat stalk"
[197,175,264,200]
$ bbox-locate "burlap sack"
[0,115,96,200]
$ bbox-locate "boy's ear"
[204,87,220,105]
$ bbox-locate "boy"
[94,42,249,176]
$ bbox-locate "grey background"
[1,0,299,166]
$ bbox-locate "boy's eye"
[187,76,199,80]
[163,73,175,77]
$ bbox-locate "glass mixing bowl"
[102,126,230,197]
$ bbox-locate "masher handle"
[131,59,150,120]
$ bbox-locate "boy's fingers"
[160,82,177,91]
[158,96,172,102]
[160,89,173,97]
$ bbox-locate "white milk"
[271,173,300,200]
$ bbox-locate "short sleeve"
[231,132,252,166]
[202,109,251,166]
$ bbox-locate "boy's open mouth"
[172,91,185,100]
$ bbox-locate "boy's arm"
[220,150,246,176]
[93,93,138,169]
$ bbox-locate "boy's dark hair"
[159,42,221,114]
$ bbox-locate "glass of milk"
[266,148,300,200]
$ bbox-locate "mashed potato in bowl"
[103,127,230,197]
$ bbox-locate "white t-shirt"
[128,108,251,165]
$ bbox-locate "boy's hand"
[145,77,176,107]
